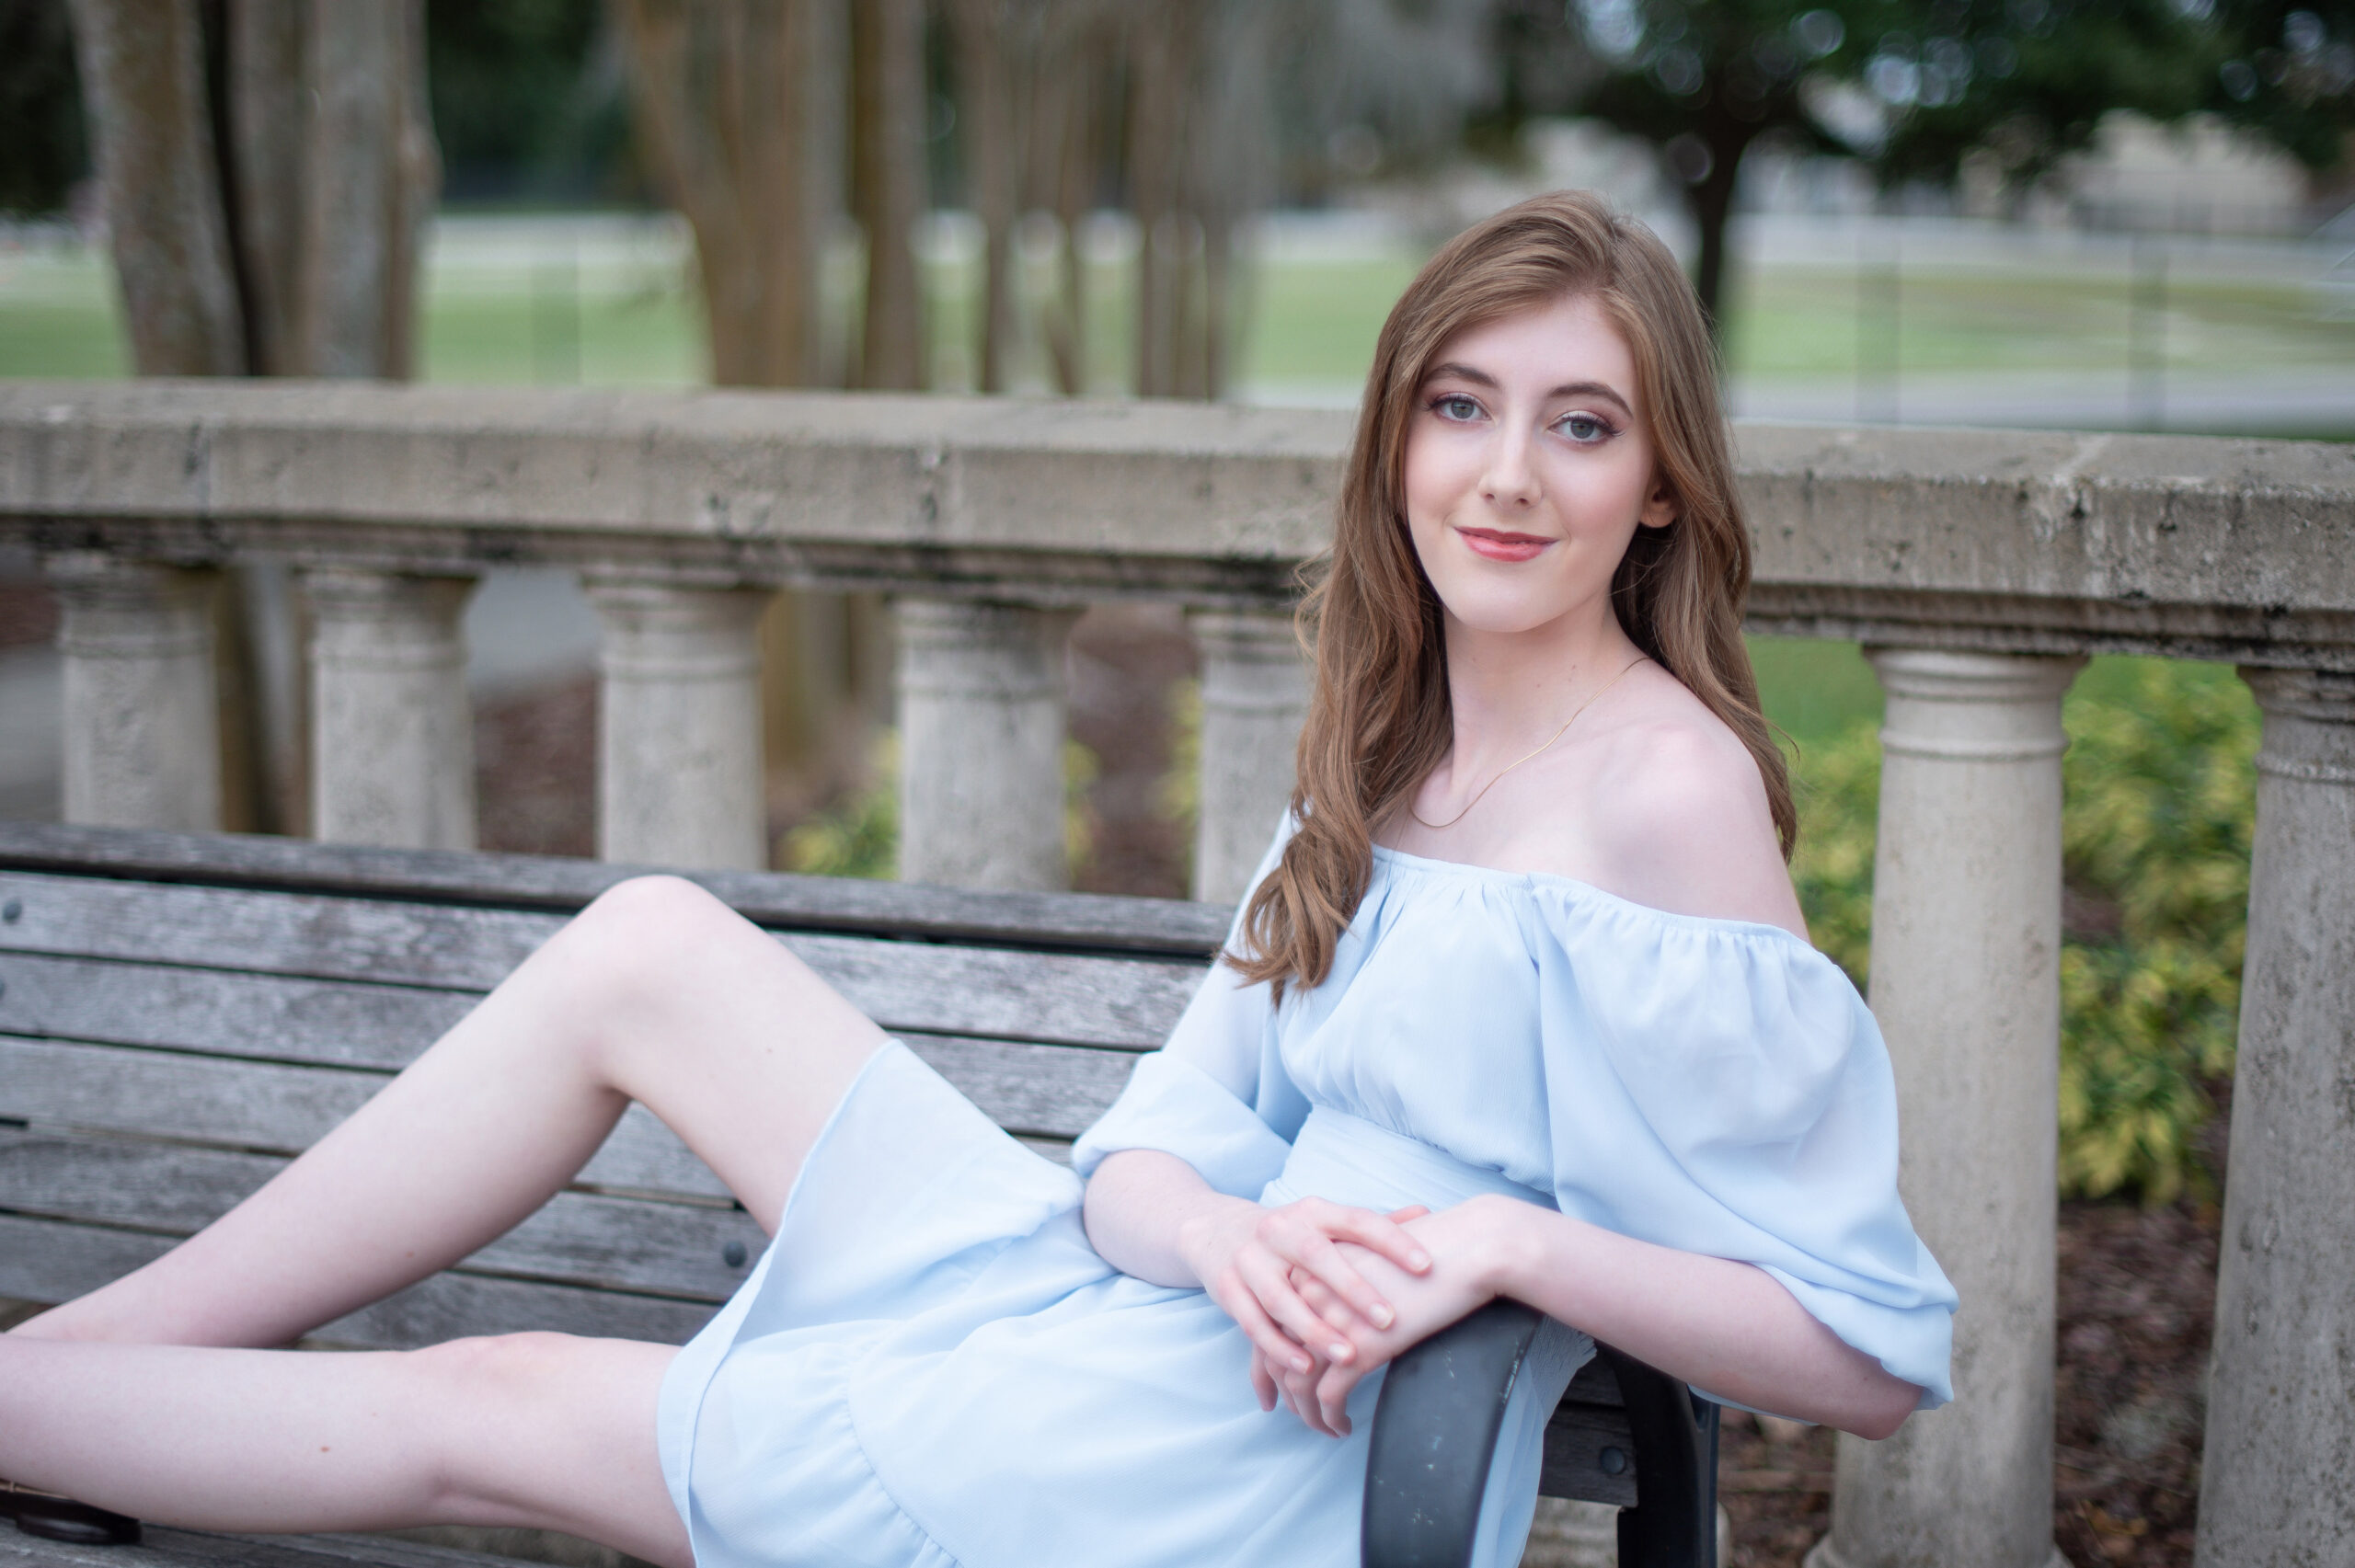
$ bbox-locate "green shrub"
[1785,658,2257,1205]
[778,731,1103,884]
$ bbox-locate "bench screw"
[1,898,18,922]
[723,1240,748,1267]
[1599,1446,1628,1475]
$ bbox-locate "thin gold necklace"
[1408,656,1648,831]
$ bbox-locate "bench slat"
[0,1129,767,1302]
[0,1213,718,1348]
[0,874,1205,1048]
[0,820,1235,956]
[0,1036,734,1199]
[0,1524,533,1568]
[0,1033,1131,1179]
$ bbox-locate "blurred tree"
[66,0,439,377]
[615,0,844,387]
[853,0,929,389]
[426,0,632,204]
[2205,1,2355,186]
[0,0,87,215]
[1498,0,2243,333]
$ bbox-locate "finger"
[1242,1251,1361,1364]
[1292,1271,1373,1338]
[1249,1348,1277,1413]
[1284,1362,1338,1437]
[1317,1362,1361,1436]
[1329,1206,1434,1276]
[1386,1206,1430,1223]
[1291,1230,1402,1334]
[1220,1268,1318,1377]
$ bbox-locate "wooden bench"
[0,821,1716,1568]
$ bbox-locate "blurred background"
[0,4,2349,1560]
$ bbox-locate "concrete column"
[46,554,222,832]
[1812,647,2081,1568]
[895,598,1078,891]
[586,578,771,870]
[2194,668,2355,1568]
[1189,607,1308,905]
[301,568,476,851]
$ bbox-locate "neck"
[1441,601,1640,769]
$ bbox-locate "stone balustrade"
[3,381,2352,1568]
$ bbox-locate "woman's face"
[1399,293,1674,641]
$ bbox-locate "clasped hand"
[1180,1192,1519,1438]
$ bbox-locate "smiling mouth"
[1455,526,1553,562]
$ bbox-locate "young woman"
[1,190,1954,1568]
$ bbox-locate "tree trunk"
[949,0,1023,394]
[1684,116,1754,346]
[618,0,835,389]
[302,1,437,377]
[67,0,247,375]
[852,0,926,391]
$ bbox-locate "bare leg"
[0,1333,691,1568]
[13,876,890,1347]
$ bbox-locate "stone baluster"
[301,568,477,850]
[46,553,223,832]
[1813,648,2082,1568]
[586,577,772,870]
[1189,608,1309,906]
[2194,668,2355,1567]
[895,599,1079,891]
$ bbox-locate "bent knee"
[562,875,802,993]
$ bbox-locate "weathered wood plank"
[0,1130,765,1301]
[0,1524,531,1568]
[1539,1400,1641,1506]
[0,875,1207,1047]
[0,1037,733,1200]
[0,821,1234,955]
[0,951,476,1071]
[0,1031,1129,1176]
[0,1213,716,1347]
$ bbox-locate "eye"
[1430,393,1484,422]
[1554,411,1614,443]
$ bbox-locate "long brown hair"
[1230,189,1794,999]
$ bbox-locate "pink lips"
[1456,526,1551,563]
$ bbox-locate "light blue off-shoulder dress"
[654,836,1957,1568]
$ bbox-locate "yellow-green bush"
[1785,658,2257,1204]
[779,732,1103,884]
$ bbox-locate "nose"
[1479,425,1539,510]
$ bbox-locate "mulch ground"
[1717,1196,2220,1568]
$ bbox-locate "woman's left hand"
[1263,1194,1530,1437]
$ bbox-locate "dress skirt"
[655,1040,1590,1568]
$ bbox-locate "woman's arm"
[1289,1195,1921,1440]
[1083,1148,1431,1426]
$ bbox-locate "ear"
[1637,473,1679,531]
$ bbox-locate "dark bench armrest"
[1361,1302,1719,1568]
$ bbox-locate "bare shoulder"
[1573,668,1808,937]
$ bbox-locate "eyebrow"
[1423,362,1636,418]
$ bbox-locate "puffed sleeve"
[1070,819,1308,1199]
[1526,887,1958,1410]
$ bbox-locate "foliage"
[779,732,1103,884]
[783,735,901,881]
[2055,659,2254,1205]
[0,0,86,215]
[425,0,635,204]
[2204,0,2355,171]
[1786,658,2257,1205]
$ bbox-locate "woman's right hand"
[1177,1197,1431,1429]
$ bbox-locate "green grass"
[1724,267,2355,382]
[7,223,2348,427]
